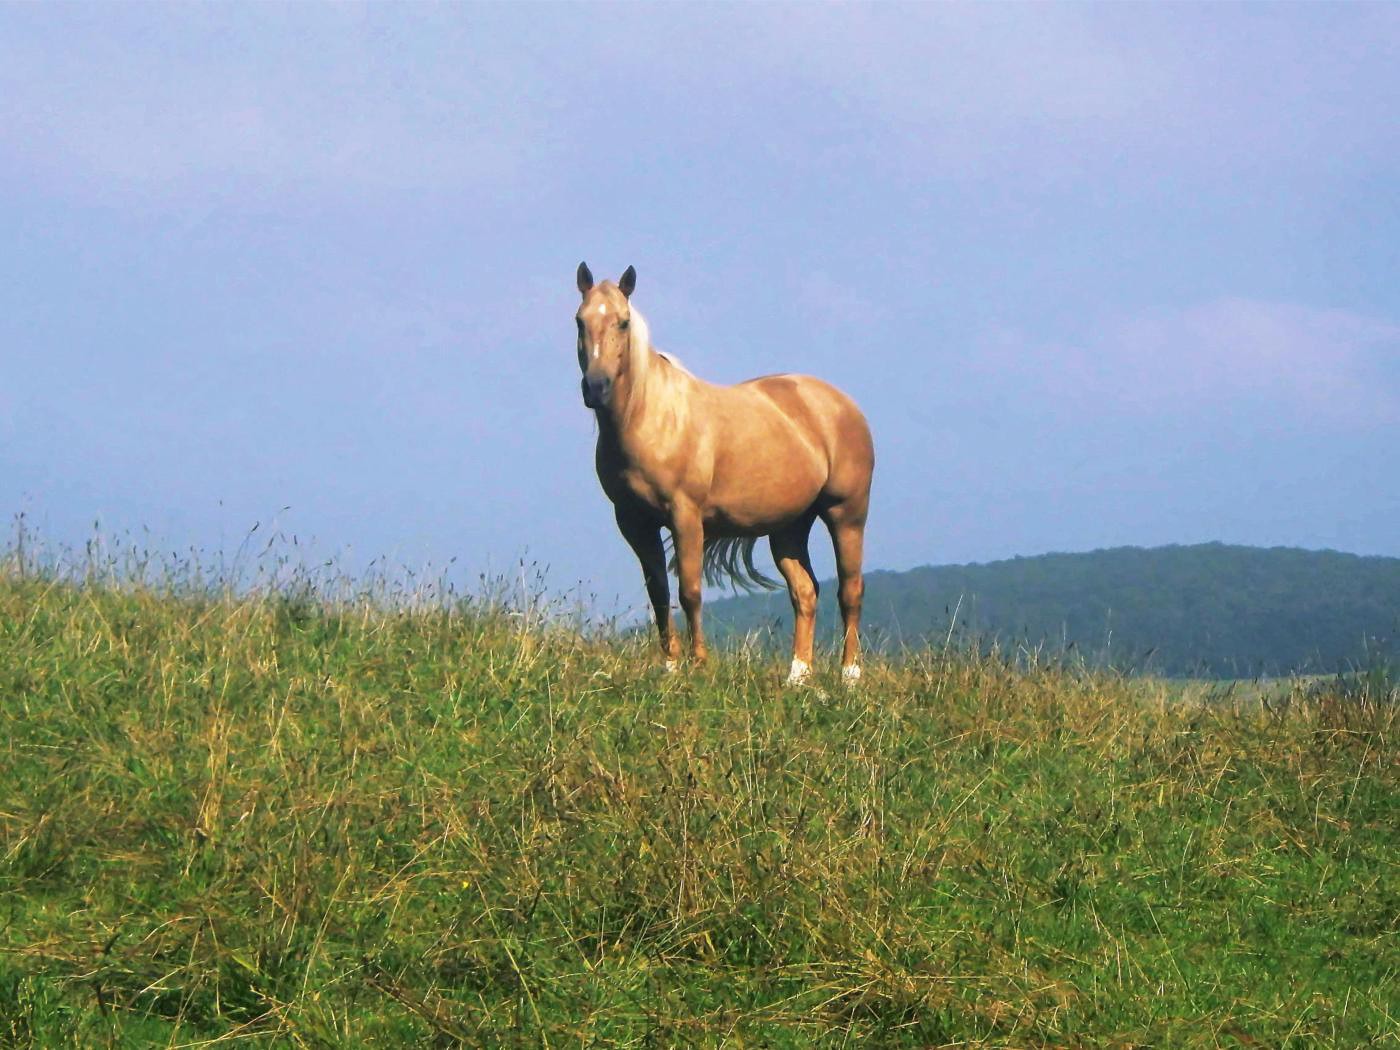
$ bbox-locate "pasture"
[1,570,1395,1047]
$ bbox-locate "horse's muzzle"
[582,374,612,409]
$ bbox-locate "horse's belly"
[705,457,826,532]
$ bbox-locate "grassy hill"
[706,543,1400,678]
[1,568,1395,1046]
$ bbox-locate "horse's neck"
[602,344,695,461]
[594,304,697,464]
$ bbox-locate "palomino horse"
[575,263,874,686]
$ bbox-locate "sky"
[1,3,1397,615]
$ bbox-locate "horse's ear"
[577,261,594,296]
[618,265,636,298]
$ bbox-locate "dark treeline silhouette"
[705,543,1400,678]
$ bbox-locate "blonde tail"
[665,535,781,592]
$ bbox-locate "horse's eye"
[618,319,630,331]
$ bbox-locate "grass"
[0,554,1395,1047]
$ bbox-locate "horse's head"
[575,261,636,410]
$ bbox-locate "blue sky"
[2,3,1397,613]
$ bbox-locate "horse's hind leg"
[822,502,867,686]
[770,515,819,685]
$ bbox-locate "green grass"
[1,567,1395,1047]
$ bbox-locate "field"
[1,568,1395,1047]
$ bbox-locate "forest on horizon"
[705,542,1400,679]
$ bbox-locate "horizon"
[3,5,1397,617]
[7,521,1392,602]
[862,539,1400,577]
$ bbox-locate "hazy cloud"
[977,299,1400,424]
[0,7,544,200]
[703,4,1400,184]
[7,4,1397,208]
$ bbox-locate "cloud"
[0,7,544,200]
[7,4,1398,208]
[688,4,1400,185]
[974,299,1400,425]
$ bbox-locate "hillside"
[706,543,1400,678]
[1,573,1394,1046]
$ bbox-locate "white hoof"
[785,658,812,686]
[841,664,862,688]
[664,659,679,674]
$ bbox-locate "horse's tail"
[665,535,782,592]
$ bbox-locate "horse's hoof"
[841,664,862,688]
[785,658,812,687]
[663,659,679,674]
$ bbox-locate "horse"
[574,262,875,686]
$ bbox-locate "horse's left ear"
[618,266,636,298]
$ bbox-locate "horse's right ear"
[577,262,594,296]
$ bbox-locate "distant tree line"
[704,543,1400,678]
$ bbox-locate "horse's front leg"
[615,508,680,669]
[670,504,708,663]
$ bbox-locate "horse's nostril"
[584,374,612,407]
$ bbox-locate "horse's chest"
[597,457,670,516]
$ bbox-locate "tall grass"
[1,536,1395,1047]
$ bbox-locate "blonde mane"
[628,305,693,378]
[627,303,653,374]
[621,304,693,433]
[655,349,692,375]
